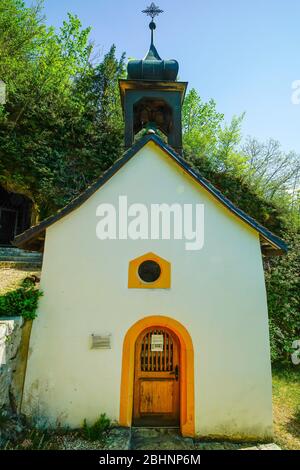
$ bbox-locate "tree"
[183,89,247,175]
[242,137,300,201]
[0,1,125,218]
[182,89,286,234]
[182,88,224,164]
[265,232,300,362]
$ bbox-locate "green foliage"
[82,414,111,441]
[188,152,288,235]
[183,88,299,237]
[0,278,43,320]
[272,363,300,449]
[183,89,224,161]
[0,0,125,218]
[183,89,247,175]
[265,233,300,362]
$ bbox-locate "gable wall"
[22,142,273,439]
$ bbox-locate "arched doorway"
[119,316,195,437]
[133,326,180,427]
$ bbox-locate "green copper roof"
[127,9,178,81]
[144,42,161,61]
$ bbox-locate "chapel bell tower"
[119,3,188,155]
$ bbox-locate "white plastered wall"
[22,141,273,439]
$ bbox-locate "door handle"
[170,365,179,381]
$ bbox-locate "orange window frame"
[128,252,171,289]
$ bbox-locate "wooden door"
[133,327,180,426]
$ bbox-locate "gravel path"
[0,263,41,294]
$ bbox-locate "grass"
[82,414,111,441]
[272,364,300,450]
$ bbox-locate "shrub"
[0,278,43,320]
[265,232,300,362]
[82,414,111,441]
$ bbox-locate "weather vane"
[142,3,164,20]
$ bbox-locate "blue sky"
[25,0,300,153]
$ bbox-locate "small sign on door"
[151,334,164,352]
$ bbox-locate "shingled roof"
[13,134,287,255]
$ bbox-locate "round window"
[138,260,161,283]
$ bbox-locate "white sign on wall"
[151,334,164,352]
[91,334,111,349]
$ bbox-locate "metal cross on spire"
[142,3,164,20]
[142,3,164,49]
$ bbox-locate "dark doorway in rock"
[0,187,32,246]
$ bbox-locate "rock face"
[0,317,30,445]
[0,317,23,409]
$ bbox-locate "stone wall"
[0,317,31,412]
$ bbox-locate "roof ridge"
[14,133,287,254]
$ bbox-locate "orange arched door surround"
[119,316,195,437]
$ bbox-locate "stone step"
[130,427,193,450]
[0,247,43,264]
[0,257,42,264]
[131,427,180,437]
[129,427,281,451]
[0,248,41,256]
